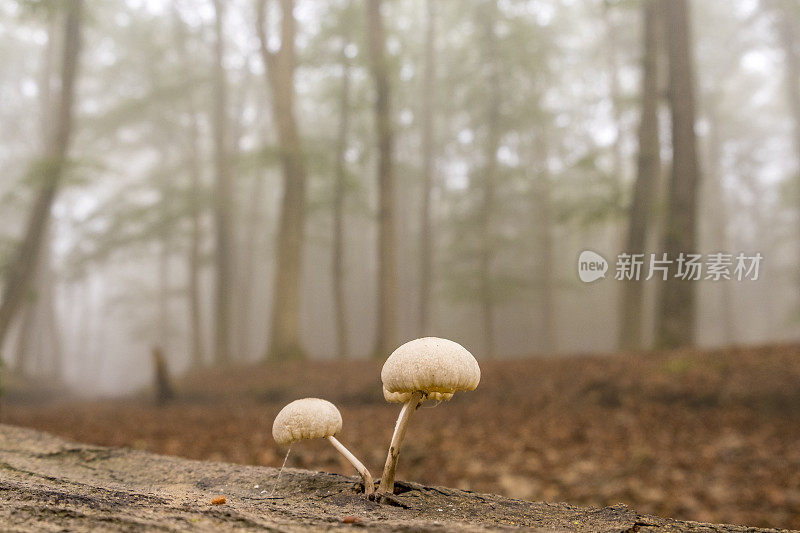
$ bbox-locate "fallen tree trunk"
[0,424,785,532]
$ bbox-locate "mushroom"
[272,398,374,496]
[378,337,480,494]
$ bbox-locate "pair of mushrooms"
[271,337,480,498]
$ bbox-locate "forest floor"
[1,424,782,532]
[2,344,800,530]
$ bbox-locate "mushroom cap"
[381,337,480,399]
[383,386,453,403]
[272,398,342,446]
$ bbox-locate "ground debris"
[0,424,785,532]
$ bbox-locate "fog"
[1,0,798,395]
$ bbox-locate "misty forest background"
[1,0,799,395]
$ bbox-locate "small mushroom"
[272,398,374,496]
[378,337,480,494]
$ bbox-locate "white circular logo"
[578,250,608,282]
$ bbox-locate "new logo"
[578,250,608,283]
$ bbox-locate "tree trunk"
[38,9,57,153]
[14,222,61,378]
[236,165,266,361]
[157,231,170,351]
[532,136,558,354]
[171,6,206,369]
[257,0,308,361]
[704,98,736,344]
[155,146,172,353]
[367,0,398,358]
[151,346,174,406]
[13,301,35,375]
[619,0,662,351]
[233,87,268,361]
[656,0,702,349]
[603,2,624,184]
[418,0,436,337]
[32,11,63,380]
[75,277,92,378]
[40,252,62,379]
[774,5,800,160]
[211,0,233,365]
[13,12,56,372]
[478,1,500,359]
[332,27,352,359]
[230,69,254,361]
[774,4,800,303]
[0,0,83,354]
[187,110,205,369]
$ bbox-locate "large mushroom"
[378,337,480,494]
[272,398,374,496]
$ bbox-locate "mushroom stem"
[326,436,375,496]
[378,391,424,494]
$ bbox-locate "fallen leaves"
[5,343,800,529]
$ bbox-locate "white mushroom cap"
[383,386,453,403]
[272,398,342,446]
[381,337,480,399]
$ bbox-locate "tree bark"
[418,0,436,337]
[0,0,83,354]
[657,0,702,349]
[619,0,662,351]
[333,27,352,359]
[367,0,398,358]
[257,0,308,361]
[211,0,234,366]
